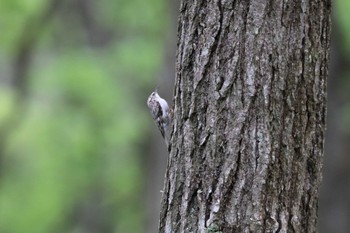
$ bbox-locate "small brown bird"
[147,91,171,147]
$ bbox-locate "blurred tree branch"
[72,0,113,47]
[0,0,62,174]
[13,0,62,96]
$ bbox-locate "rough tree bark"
[159,0,331,232]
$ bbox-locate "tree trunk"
[159,0,331,232]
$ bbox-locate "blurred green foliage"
[0,0,166,232]
[334,1,350,129]
[335,0,350,54]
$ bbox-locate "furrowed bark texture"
[159,0,331,232]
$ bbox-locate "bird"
[147,91,172,147]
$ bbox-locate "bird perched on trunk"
[147,91,172,147]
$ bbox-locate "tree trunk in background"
[159,0,331,232]
[319,21,350,233]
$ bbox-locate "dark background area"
[0,1,348,232]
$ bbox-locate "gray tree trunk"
[159,0,331,232]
